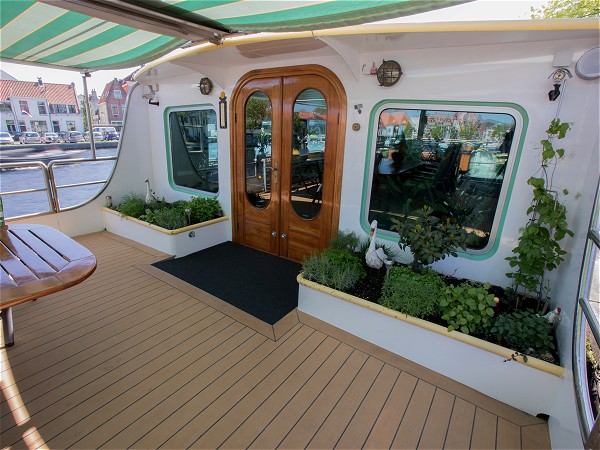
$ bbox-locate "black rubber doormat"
[152,241,301,325]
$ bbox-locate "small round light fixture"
[198,77,213,95]
[376,60,403,87]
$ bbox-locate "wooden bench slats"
[1,229,58,278]
[32,226,96,262]
[0,242,40,284]
[0,225,97,312]
[9,228,69,271]
[1,265,19,290]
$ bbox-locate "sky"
[0,0,547,98]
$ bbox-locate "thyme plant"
[505,118,574,301]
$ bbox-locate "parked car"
[64,131,83,143]
[86,131,104,141]
[21,132,42,144]
[58,131,69,142]
[105,131,120,141]
[43,132,59,143]
[9,131,22,142]
[0,132,14,145]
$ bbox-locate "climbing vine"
[506,118,574,301]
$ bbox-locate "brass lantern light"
[198,77,213,95]
[376,60,403,87]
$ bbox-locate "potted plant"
[101,194,230,257]
[298,222,564,417]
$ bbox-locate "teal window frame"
[164,104,219,197]
[361,99,528,260]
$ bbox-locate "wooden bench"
[0,224,97,347]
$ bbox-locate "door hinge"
[234,112,237,123]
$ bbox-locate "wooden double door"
[232,66,346,262]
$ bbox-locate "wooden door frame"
[230,64,347,248]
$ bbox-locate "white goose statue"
[365,220,388,269]
[144,178,156,204]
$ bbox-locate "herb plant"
[379,266,444,318]
[489,310,555,359]
[144,206,187,230]
[301,248,366,292]
[115,194,222,230]
[506,118,574,301]
[391,205,469,270]
[189,197,222,223]
[117,193,146,219]
[439,282,497,335]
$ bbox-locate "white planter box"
[101,207,230,257]
[297,274,565,417]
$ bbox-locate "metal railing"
[573,228,600,450]
[0,156,117,218]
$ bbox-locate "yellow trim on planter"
[297,273,565,378]
[101,207,229,235]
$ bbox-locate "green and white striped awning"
[1,0,470,71]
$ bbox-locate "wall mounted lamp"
[376,60,403,87]
[198,77,213,95]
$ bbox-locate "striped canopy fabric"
[1,0,470,71]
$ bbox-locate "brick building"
[0,75,84,134]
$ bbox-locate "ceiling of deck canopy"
[1,0,471,71]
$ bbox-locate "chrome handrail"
[573,227,600,449]
[0,156,116,218]
[47,156,117,212]
[0,161,56,214]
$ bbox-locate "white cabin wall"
[101,83,155,206]
[134,69,233,222]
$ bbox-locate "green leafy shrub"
[391,205,469,270]
[328,231,361,252]
[379,266,444,318]
[117,193,146,219]
[489,310,555,358]
[116,195,222,230]
[144,206,187,230]
[189,196,222,223]
[301,248,366,292]
[440,282,497,335]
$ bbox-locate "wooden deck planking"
[0,231,553,449]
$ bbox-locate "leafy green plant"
[328,230,361,252]
[378,266,444,318]
[144,206,187,230]
[188,196,222,223]
[489,310,555,359]
[391,205,469,270]
[506,118,574,301]
[301,248,366,292]
[439,282,497,335]
[116,195,222,230]
[117,193,146,219]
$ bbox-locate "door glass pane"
[290,89,326,219]
[245,92,272,208]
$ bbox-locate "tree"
[531,0,599,19]
[81,101,89,131]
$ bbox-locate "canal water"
[0,147,117,219]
